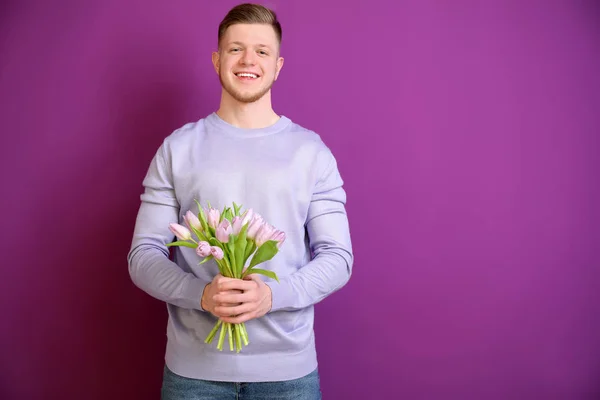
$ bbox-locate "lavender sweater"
[127,112,353,382]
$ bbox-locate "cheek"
[266,63,279,77]
[220,58,234,72]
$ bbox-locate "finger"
[216,289,243,296]
[210,302,241,317]
[213,292,254,305]
[219,311,254,324]
[218,279,257,292]
[214,275,238,285]
[214,302,255,318]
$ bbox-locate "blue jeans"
[161,365,322,400]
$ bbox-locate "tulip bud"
[271,230,286,248]
[215,219,233,243]
[231,216,243,236]
[196,241,211,257]
[210,246,224,260]
[241,209,254,226]
[255,223,276,247]
[184,211,202,232]
[207,208,220,229]
[169,223,192,241]
[246,214,264,240]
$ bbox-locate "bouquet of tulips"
[167,201,285,353]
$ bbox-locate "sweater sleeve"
[268,149,353,312]
[127,143,208,310]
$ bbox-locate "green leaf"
[166,241,197,248]
[194,199,204,217]
[214,259,225,275]
[233,202,242,216]
[244,240,256,261]
[222,207,233,222]
[227,235,238,278]
[243,268,279,282]
[207,226,216,238]
[208,237,222,248]
[190,226,207,242]
[198,255,213,264]
[222,256,234,278]
[196,200,210,234]
[235,224,249,272]
[208,239,233,276]
[248,240,279,269]
[220,205,228,221]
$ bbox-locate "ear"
[211,51,220,75]
[274,56,284,81]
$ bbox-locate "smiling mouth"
[235,72,259,79]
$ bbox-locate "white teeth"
[236,73,258,78]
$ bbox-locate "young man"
[127,3,353,399]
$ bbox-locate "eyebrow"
[229,41,273,50]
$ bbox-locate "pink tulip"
[196,241,211,257]
[241,209,254,226]
[271,230,286,248]
[184,211,202,232]
[231,216,244,235]
[246,214,264,240]
[215,219,233,243]
[210,246,224,260]
[207,208,220,229]
[255,223,276,247]
[169,223,192,241]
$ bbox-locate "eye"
[258,50,268,56]
[230,48,241,53]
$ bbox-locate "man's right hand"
[201,274,242,317]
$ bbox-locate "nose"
[240,50,256,66]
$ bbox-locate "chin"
[228,86,272,104]
[234,93,267,103]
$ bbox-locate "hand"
[201,274,241,316]
[209,274,272,324]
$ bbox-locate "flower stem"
[240,323,249,346]
[217,320,227,351]
[227,323,234,351]
[204,320,222,344]
[233,324,238,352]
[235,323,243,353]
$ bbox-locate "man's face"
[213,23,284,103]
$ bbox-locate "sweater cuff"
[267,277,294,312]
[181,277,208,311]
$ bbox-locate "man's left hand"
[212,274,272,323]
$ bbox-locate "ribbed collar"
[204,112,291,138]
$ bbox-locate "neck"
[216,90,280,129]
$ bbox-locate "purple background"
[1,1,599,399]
